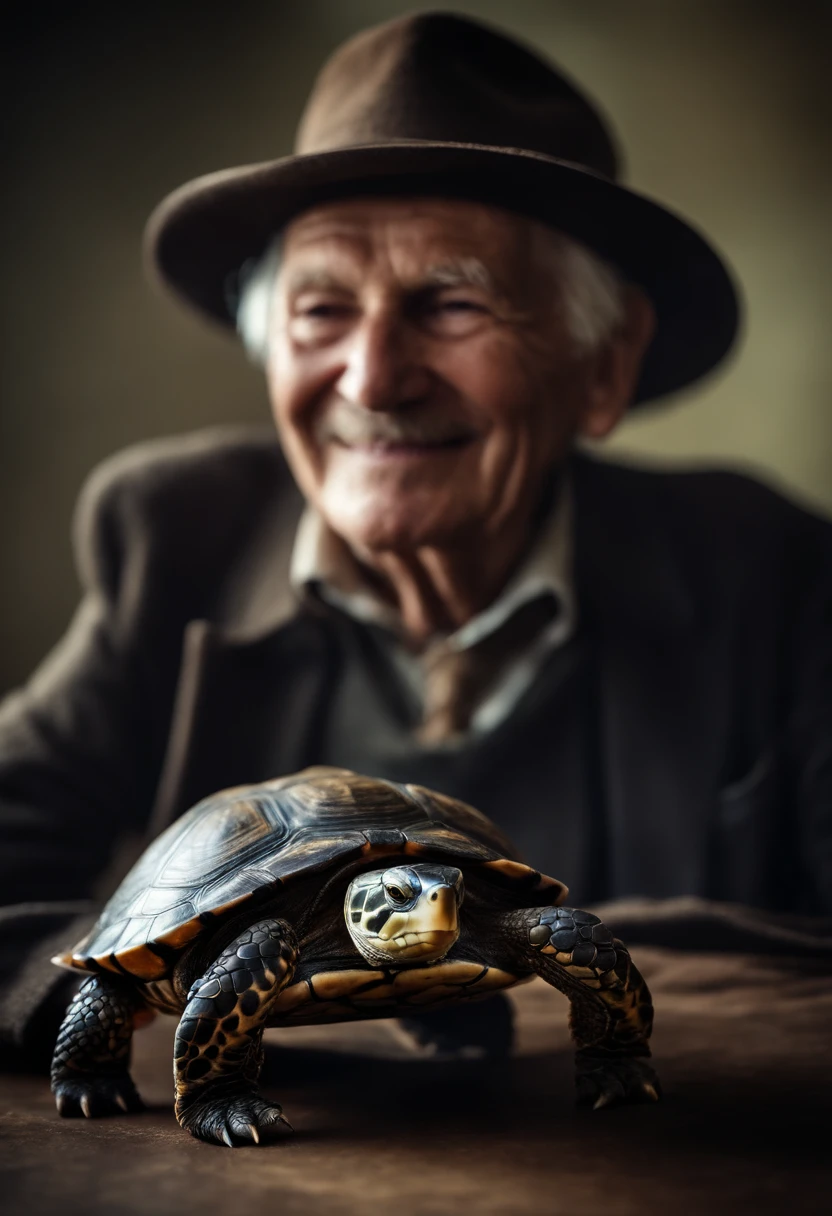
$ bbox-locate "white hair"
[235,239,284,361]
[234,224,625,362]
[544,231,626,353]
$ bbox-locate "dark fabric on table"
[2,915,830,1215]
[1,425,832,1064]
[595,894,832,955]
[0,903,93,1071]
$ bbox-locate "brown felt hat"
[146,11,740,405]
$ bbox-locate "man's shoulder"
[72,426,300,592]
[77,424,289,515]
[578,451,832,548]
[75,424,297,543]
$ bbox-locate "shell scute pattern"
[259,829,368,881]
[136,884,194,917]
[156,798,278,886]
[403,827,497,861]
[403,784,519,857]
[361,828,407,849]
[149,902,200,941]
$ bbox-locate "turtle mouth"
[381,929,458,961]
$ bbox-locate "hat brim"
[146,141,740,405]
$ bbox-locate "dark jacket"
[2,424,831,1063]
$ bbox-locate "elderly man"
[1,12,830,1069]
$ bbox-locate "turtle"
[50,767,659,1146]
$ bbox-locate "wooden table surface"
[2,947,829,1216]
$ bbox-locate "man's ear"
[577,288,656,440]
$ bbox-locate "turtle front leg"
[51,974,145,1117]
[500,906,660,1109]
[174,918,298,1147]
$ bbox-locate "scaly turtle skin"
[50,767,659,1145]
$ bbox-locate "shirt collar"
[289,475,576,651]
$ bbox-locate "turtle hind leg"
[174,917,298,1147]
[395,992,515,1060]
[51,974,145,1118]
[499,906,660,1110]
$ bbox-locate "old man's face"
[265,197,648,556]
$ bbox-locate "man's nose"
[336,311,432,410]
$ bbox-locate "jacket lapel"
[573,456,727,898]
[148,615,334,836]
[148,461,334,835]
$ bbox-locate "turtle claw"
[179,1088,292,1147]
[52,1075,145,1119]
[592,1090,614,1111]
[576,1054,661,1111]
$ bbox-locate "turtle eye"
[385,884,411,904]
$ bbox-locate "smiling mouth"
[336,436,474,456]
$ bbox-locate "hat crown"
[148,11,739,404]
[295,12,620,181]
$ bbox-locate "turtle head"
[345,864,463,967]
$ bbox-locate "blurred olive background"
[1,0,831,695]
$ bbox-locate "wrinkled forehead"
[279,196,546,292]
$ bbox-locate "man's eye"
[438,299,484,312]
[297,303,351,320]
[419,295,490,336]
[289,300,354,344]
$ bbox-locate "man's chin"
[320,480,474,556]
[325,503,468,556]
[339,517,458,556]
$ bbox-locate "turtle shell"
[58,767,567,981]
